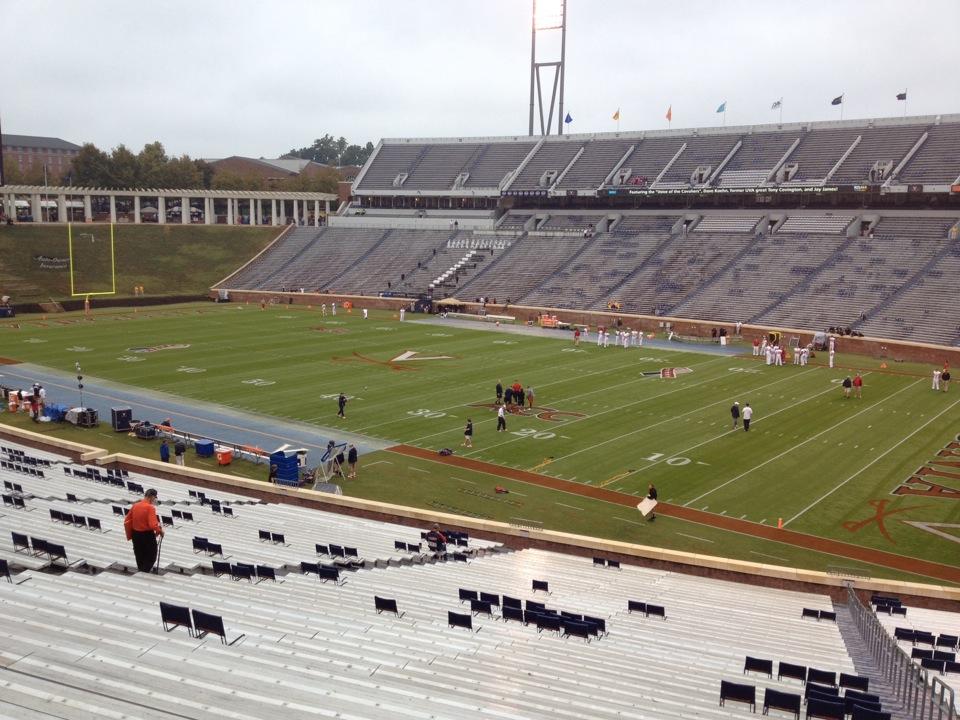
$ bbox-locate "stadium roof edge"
[375,111,960,146]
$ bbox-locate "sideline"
[387,443,960,585]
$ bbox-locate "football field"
[2,303,959,583]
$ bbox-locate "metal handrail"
[845,587,956,719]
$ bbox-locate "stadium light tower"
[528,0,567,136]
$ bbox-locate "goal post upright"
[67,222,118,297]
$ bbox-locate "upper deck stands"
[830,125,926,184]
[897,122,960,185]
[657,135,740,187]
[354,116,960,194]
[555,138,635,189]
[508,141,585,191]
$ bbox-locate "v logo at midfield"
[391,350,454,362]
[331,350,458,372]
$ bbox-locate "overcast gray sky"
[5,0,958,158]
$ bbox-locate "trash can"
[195,439,215,458]
[215,447,233,466]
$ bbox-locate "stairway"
[833,603,912,720]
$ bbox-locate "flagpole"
[904,89,908,117]
[779,101,783,126]
[840,93,844,121]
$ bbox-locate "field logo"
[312,325,348,334]
[842,498,930,544]
[128,343,191,354]
[467,402,586,422]
[892,433,960,500]
[391,350,454,363]
[641,367,693,379]
[332,349,458,372]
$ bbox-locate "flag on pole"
[831,94,844,106]
[665,105,672,122]
[771,98,782,110]
[896,91,907,101]
[716,101,726,113]
[612,109,620,121]
[564,113,573,124]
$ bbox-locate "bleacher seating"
[831,125,926,184]
[876,603,960,697]
[508,141,585,191]
[0,532,862,720]
[656,134,740,187]
[897,122,960,184]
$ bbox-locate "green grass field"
[2,302,959,583]
[0,224,279,301]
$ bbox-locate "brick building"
[1,134,82,179]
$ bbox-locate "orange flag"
[665,105,672,122]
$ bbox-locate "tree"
[340,141,375,167]
[71,143,112,186]
[285,134,373,166]
[137,141,169,187]
[107,145,140,188]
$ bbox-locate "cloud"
[4,0,957,157]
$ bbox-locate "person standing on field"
[462,418,473,447]
[742,403,753,432]
[932,368,941,391]
[347,444,358,478]
[730,401,740,429]
[942,367,951,392]
[497,404,507,432]
[842,376,852,398]
[495,380,503,404]
[174,440,186,466]
[337,392,348,418]
[526,386,535,409]
[853,373,863,398]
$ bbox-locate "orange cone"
[777,518,784,529]
[879,362,887,369]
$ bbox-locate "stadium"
[1,2,959,719]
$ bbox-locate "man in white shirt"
[399,307,405,321]
[742,403,753,432]
[362,308,368,319]
[321,303,326,316]
[496,404,507,432]
[933,369,941,391]
[597,327,603,347]
[602,330,609,348]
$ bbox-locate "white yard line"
[676,532,714,543]
[749,550,789,562]
[459,357,743,456]
[785,394,960,525]
[408,466,430,474]
[683,379,920,508]
[550,368,820,473]
[411,355,731,447]
[365,460,393,468]
[611,371,846,486]
[353,352,693,434]
[555,502,584,511]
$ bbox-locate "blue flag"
[564,113,573,124]
[716,101,726,113]
[831,94,843,106]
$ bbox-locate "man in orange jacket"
[124,488,164,572]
